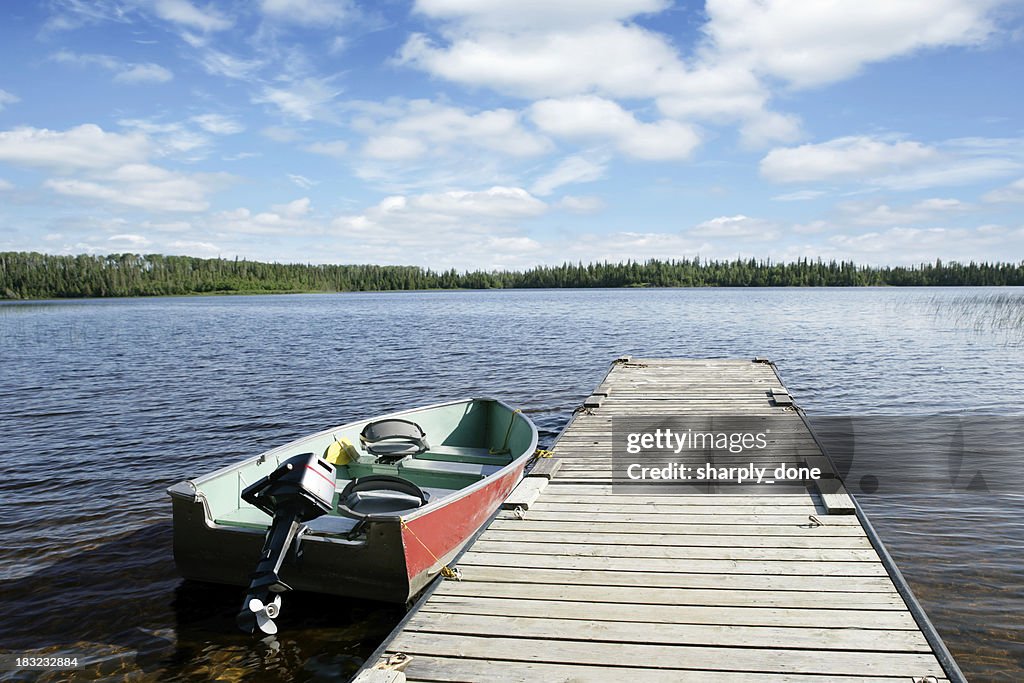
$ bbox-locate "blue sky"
[1,0,1024,270]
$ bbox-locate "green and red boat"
[167,398,537,634]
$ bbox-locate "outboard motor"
[236,452,336,635]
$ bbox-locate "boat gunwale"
[167,396,538,526]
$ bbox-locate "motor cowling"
[236,452,336,635]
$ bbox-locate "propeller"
[237,594,282,635]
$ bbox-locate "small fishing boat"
[167,398,537,634]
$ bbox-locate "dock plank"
[389,632,944,678]
[401,656,948,683]
[421,595,921,629]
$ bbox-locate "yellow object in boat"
[324,437,360,465]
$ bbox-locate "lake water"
[0,288,1021,682]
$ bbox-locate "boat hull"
[169,398,536,603]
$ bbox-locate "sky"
[1,0,1024,270]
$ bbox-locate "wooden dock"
[360,358,963,682]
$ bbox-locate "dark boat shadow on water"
[0,523,404,682]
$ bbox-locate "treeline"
[2,252,1022,299]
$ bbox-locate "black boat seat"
[360,419,429,461]
[337,474,430,517]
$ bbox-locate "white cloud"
[0,124,150,171]
[114,63,173,83]
[916,198,969,212]
[531,96,699,161]
[0,178,13,191]
[792,220,830,235]
[197,48,264,80]
[690,214,779,240]
[306,140,349,158]
[324,187,549,269]
[44,164,226,212]
[772,189,826,202]
[983,177,1024,203]
[362,136,427,161]
[211,197,320,235]
[355,100,550,159]
[410,186,547,218]
[108,233,151,247]
[399,22,687,100]
[40,0,132,33]
[558,195,605,213]
[261,0,352,26]
[412,0,670,29]
[738,110,802,149]
[275,197,312,216]
[825,225,1015,264]
[153,0,231,31]
[531,154,608,196]
[339,187,546,225]
[873,157,1022,191]
[167,239,221,255]
[838,198,971,226]
[398,0,1010,154]
[764,135,1024,192]
[288,173,317,188]
[702,0,1000,88]
[51,50,172,84]
[557,230,707,264]
[254,77,341,121]
[223,152,261,161]
[140,220,192,233]
[760,136,938,183]
[191,114,244,135]
[262,126,302,142]
[0,89,20,111]
[117,118,210,157]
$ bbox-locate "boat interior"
[191,399,534,533]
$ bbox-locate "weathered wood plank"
[441,570,901,595]
[524,502,825,515]
[436,579,906,608]
[537,492,821,505]
[470,539,882,562]
[401,656,948,683]
[482,527,874,549]
[401,612,932,652]
[422,595,920,629]
[488,518,870,536]
[457,551,890,576]
[509,510,863,525]
[387,633,945,678]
